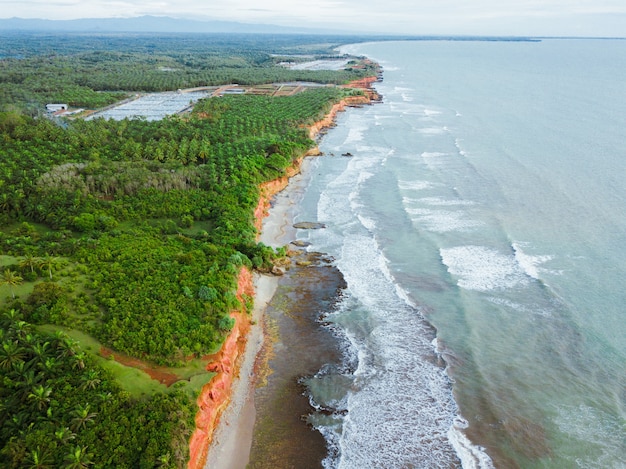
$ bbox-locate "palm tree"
[30,341,51,365]
[54,427,76,445]
[69,404,96,432]
[2,308,21,325]
[63,445,93,469]
[19,254,41,274]
[0,340,25,370]
[16,369,44,399]
[1,269,23,299]
[70,352,86,371]
[25,446,53,469]
[80,370,101,390]
[39,356,59,373]
[10,319,31,338]
[38,254,58,280]
[53,333,78,360]
[156,453,172,468]
[28,384,52,411]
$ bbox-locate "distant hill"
[0,15,347,35]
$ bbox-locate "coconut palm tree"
[25,446,53,469]
[70,352,86,371]
[79,370,101,390]
[63,445,93,469]
[39,356,59,373]
[38,254,58,280]
[156,453,172,468]
[69,404,96,432]
[28,384,52,411]
[0,340,25,370]
[19,254,41,275]
[54,427,76,445]
[1,269,23,299]
[30,341,51,365]
[53,333,77,360]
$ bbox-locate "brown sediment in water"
[451,376,552,468]
[188,76,380,469]
[248,254,347,468]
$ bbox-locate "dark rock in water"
[293,222,326,230]
[304,252,326,264]
[271,266,285,276]
[291,240,311,247]
[249,250,347,468]
[341,152,353,157]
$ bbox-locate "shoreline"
[189,76,380,469]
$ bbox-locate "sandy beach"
[203,167,306,469]
[200,82,379,469]
[202,274,277,469]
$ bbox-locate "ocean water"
[294,39,626,468]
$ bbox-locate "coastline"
[189,77,380,469]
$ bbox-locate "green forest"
[0,32,378,467]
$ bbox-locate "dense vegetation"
[0,86,348,363]
[0,31,377,113]
[0,32,376,467]
[0,309,194,468]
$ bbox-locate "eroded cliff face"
[187,76,379,469]
[308,77,380,140]
[188,268,254,469]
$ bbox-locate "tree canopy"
[0,31,379,468]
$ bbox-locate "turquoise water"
[295,39,626,468]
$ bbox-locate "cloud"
[1,0,625,36]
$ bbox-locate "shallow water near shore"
[248,256,347,468]
[281,39,626,468]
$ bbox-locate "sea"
[291,39,626,468]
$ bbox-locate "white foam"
[344,126,365,145]
[311,110,470,467]
[398,179,437,191]
[440,245,530,291]
[418,197,476,206]
[554,405,626,468]
[424,108,442,117]
[406,208,483,233]
[390,102,425,116]
[455,138,467,156]
[312,224,463,467]
[512,242,554,280]
[357,214,376,232]
[421,151,448,158]
[448,417,496,469]
[486,296,553,318]
[334,304,461,467]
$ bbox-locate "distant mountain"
[0,15,348,35]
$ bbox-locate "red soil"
[99,347,180,387]
[187,268,255,469]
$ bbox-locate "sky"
[1,0,626,37]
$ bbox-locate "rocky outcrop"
[293,221,326,230]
